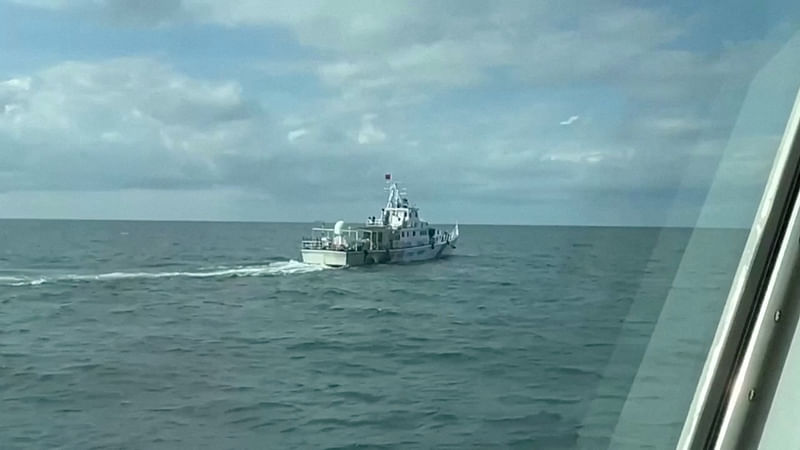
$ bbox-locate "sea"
[0,220,748,449]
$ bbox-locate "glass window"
[598,27,800,450]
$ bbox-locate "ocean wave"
[1,260,325,287]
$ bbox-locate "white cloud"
[560,115,580,126]
[0,77,32,91]
[3,1,798,225]
[287,128,308,142]
[356,113,386,145]
[8,0,68,9]
[0,58,408,211]
[542,151,608,164]
[0,57,266,191]
[7,2,773,112]
[7,2,692,99]
[3,104,21,115]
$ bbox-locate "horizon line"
[0,216,748,230]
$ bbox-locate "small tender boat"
[300,174,459,267]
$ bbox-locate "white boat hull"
[386,238,458,263]
[301,236,458,267]
[300,249,370,267]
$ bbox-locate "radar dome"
[333,220,345,235]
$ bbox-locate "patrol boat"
[300,175,459,267]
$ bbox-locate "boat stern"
[301,249,369,267]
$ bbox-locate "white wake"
[0,260,325,287]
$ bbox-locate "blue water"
[0,220,746,449]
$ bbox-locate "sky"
[0,1,799,226]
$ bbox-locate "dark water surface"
[0,221,746,449]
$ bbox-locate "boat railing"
[301,237,370,252]
[301,239,326,250]
[311,227,364,236]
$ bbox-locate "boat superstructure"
[301,175,459,267]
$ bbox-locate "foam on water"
[1,260,325,286]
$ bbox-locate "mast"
[384,173,400,210]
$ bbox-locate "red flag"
[385,173,391,180]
